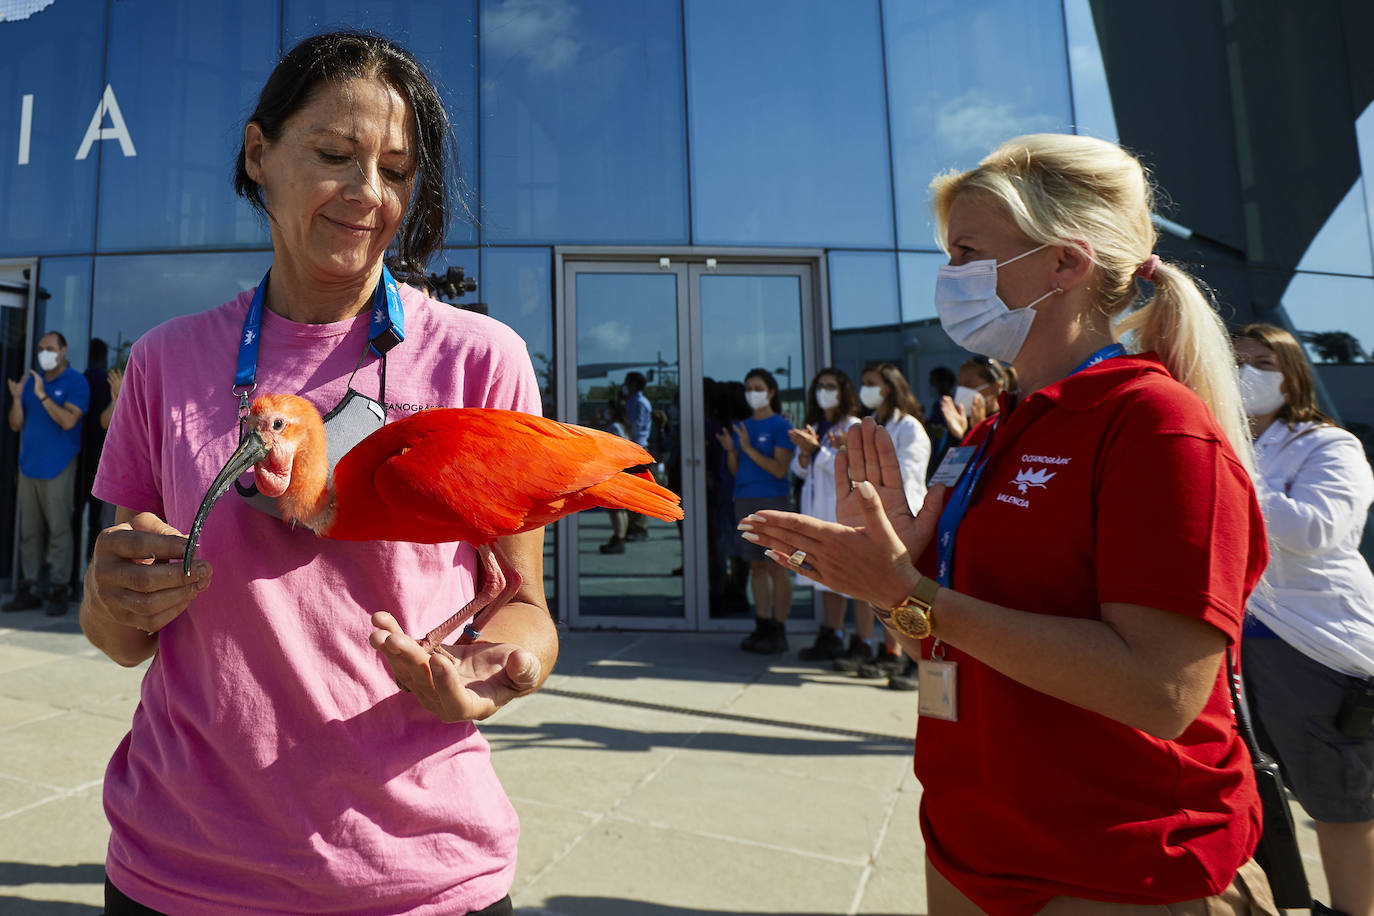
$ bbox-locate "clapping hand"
[737,418,947,608]
[6,377,23,400]
[108,367,124,400]
[788,424,821,454]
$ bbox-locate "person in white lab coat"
[834,362,929,687]
[1236,323,1374,916]
[790,368,862,661]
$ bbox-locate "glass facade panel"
[885,0,1073,249]
[34,256,92,371]
[284,0,480,244]
[828,251,898,331]
[90,251,273,362]
[479,247,552,412]
[1063,0,1118,142]
[687,0,892,247]
[697,270,809,621]
[480,0,688,244]
[574,271,683,617]
[898,251,945,323]
[0,0,107,256]
[97,1,278,252]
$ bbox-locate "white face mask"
[815,388,840,410]
[859,385,884,410]
[952,385,980,415]
[37,350,59,372]
[744,390,770,411]
[934,245,1057,363]
[1238,365,1286,417]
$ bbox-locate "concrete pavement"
[0,603,1329,915]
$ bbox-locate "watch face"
[893,603,931,639]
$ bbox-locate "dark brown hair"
[744,367,782,413]
[234,31,459,271]
[804,367,859,429]
[1235,323,1333,428]
[863,362,924,423]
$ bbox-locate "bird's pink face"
[247,396,313,497]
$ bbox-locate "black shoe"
[832,635,875,673]
[599,539,625,554]
[858,645,902,679]
[750,619,788,655]
[888,658,919,691]
[740,616,768,652]
[2,585,43,613]
[44,585,70,617]
[798,627,845,661]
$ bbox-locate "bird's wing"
[335,408,655,540]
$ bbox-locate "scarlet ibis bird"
[184,394,683,650]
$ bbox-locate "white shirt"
[791,414,861,596]
[884,409,930,515]
[1247,420,1374,677]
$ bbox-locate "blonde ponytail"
[1114,263,1256,476]
[931,134,1255,476]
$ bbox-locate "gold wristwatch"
[887,575,940,640]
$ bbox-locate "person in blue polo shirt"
[4,331,90,616]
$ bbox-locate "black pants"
[105,879,514,915]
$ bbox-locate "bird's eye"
[272,419,284,431]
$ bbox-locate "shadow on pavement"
[0,863,105,886]
[484,720,912,756]
[519,901,921,916]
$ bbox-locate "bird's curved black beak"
[184,428,268,575]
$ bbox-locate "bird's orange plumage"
[321,406,683,543]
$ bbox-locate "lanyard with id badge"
[918,343,1126,722]
[229,265,405,518]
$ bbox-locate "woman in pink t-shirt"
[82,32,556,916]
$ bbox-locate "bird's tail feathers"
[581,472,684,522]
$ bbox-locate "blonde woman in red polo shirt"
[739,133,1277,915]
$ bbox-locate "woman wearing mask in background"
[833,362,929,685]
[790,368,862,661]
[716,368,795,654]
[940,356,1016,444]
[1236,323,1374,916]
[740,133,1276,913]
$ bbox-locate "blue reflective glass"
[285,0,480,245]
[687,0,892,247]
[884,0,1073,249]
[97,1,278,252]
[0,0,107,256]
[828,251,898,331]
[1063,0,1118,142]
[1281,273,1374,371]
[90,251,273,361]
[35,256,93,371]
[1291,178,1374,276]
[899,251,947,323]
[479,247,553,411]
[480,0,688,244]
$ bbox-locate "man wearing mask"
[4,331,90,616]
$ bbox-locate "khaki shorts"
[925,857,1279,915]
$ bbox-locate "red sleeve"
[1094,396,1267,640]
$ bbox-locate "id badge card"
[918,659,959,721]
[929,446,977,487]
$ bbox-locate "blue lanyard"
[234,264,405,392]
[934,343,1126,587]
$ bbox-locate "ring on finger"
[787,549,807,567]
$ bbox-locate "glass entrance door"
[560,258,818,630]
